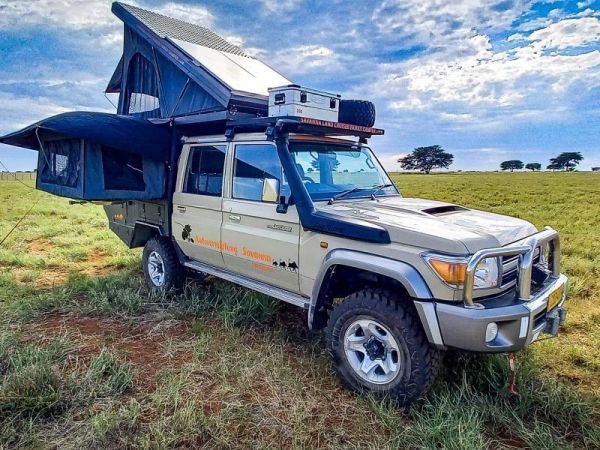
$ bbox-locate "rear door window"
[183,145,226,196]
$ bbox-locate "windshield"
[290,142,399,201]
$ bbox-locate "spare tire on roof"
[338,100,376,127]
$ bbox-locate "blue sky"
[0,0,598,171]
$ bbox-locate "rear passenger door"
[221,143,301,293]
[173,144,226,268]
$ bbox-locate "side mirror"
[261,178,280,203]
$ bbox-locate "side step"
[184,260,310,309]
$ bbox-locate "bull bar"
[463,227,561,309]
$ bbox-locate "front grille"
[501,248,542,287]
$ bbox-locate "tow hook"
[507,352,518,396]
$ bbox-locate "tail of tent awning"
[0,112,171,201]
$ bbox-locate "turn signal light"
[428,259,467,285]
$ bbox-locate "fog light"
[485,322,498,343]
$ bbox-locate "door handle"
[229,214,241,222]
[177,206,186,213]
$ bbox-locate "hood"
[316,196,537,254]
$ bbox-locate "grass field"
[0,172,598,449]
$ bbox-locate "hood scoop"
[421,205,468,216]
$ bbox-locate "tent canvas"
[109,2,292,119]
[0,112,169,200]
[0,2,295,201]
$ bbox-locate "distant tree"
[552,152,584,171]
[547,158,561,171]
[592,167,600,172]
[398,145,453,174]
[525,163,542,171]
[311,156,339,171]
[500,160,524,172]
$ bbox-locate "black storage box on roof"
[0,2,292,201]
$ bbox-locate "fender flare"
[130,221,166,248]
[308,249,433,329]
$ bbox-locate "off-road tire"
[142,237,184,292]
[338,100,376,127]
[327,289,441,405]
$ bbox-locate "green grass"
[0,174,599,449]
[392,172,600,388]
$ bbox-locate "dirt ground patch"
[79,248,120,277]
[86,248,108,264]
[21,313,197,391]
[36,270,71,288]
[27,238,53,255]
[12,267,70,288]
[19,244,120,288]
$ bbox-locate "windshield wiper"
[370,183,394,199]
[328,187,365,204]
[328,183,394,204]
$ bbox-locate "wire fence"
[0,172,36,181]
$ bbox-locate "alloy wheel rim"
[147,251,166,287]
[343,318,402,385]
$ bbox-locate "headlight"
[473,257,500,289]
[425,254,500,289]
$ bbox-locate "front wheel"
[326,289,440,405]
[142,237,184,291]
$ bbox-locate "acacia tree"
[500,160,524,172]
[554,152,584,171]
[547,158,561,171]
[398,145,454,174]
[525,163,542,171]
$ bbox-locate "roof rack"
[170,114,384,140]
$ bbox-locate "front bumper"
[415,274,568,352]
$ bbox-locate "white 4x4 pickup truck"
[106,118,568,405]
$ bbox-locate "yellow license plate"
[547,284,565,311]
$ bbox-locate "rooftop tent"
[109,2,292,119]
[0,112,170,201]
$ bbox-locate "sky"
[0,0,598,172]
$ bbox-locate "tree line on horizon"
[397,146,587,173]
[500,152,584,172]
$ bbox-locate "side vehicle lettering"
[267,224,293,233]
[194,234,239,256]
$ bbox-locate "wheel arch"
[309,249,433,330]
[131,221,166,248]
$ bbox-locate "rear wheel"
[327,289,440,405]
[142,237,184,291]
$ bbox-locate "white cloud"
[529,17,600,49]
[152,2,213,28]
[372,0,533,49]
[0,0,120,30]
[577,0,594,9]
[0,1,213,36]
[272,45,339,75]
[260,0,303,13]
[0,92,71,133]
[507,33,526,42]
[515,16,555,32]
[363,15,600,133]
[377,153,407,171]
